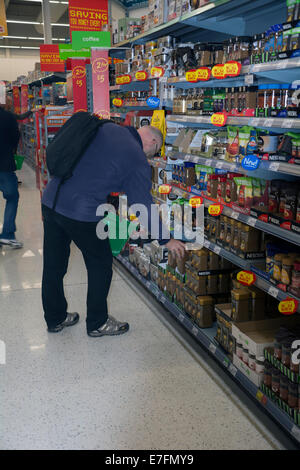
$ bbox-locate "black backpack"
[46,111,111,209]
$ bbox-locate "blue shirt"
[42,122,169,244]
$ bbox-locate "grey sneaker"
[0,238,23,249]
[88,316,129,337]
[47,312,80,333]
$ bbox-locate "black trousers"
[42,205,113,332]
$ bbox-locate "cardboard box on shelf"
[233,354,263,387]
[232,316,300,357]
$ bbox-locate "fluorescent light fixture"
[2,35,27,39]
[51,23,69,27]
[22,46,40,49]
[0,45,20,48]
[7,19,42,24]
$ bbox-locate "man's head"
[137,125,163,158]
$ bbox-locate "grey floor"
[0,164,280,450]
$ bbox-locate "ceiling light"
[6,19,42,24]
[2,35,27,39]
[21,46,40,49]
[51,23,69,27]
[0,45,21,48]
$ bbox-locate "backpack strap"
[51,118,112,211]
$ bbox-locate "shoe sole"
[47,316,80,333]
[0,243,23,249]
[87,325,129,338]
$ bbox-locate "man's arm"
[7,113,21,152]
[14,110,33,121]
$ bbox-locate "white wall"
[0,50,40,82]
[111,1,126,22]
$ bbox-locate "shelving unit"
[108,0,300,447]
[116,253,300,445]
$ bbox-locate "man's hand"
[165,239,186,258]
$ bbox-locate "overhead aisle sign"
[40,45,65,72]
[69,0,108,37]
[21,85,29,114]
[13,86,21,114]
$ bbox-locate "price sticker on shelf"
[278,298,298,315]
[204,240,210,249]
[291,425,300,442]
[179,313,185,323]
[135,70,148,81]
[146,281,151,289]
[216,161,224,169]
[269,162,280,172]
[213,246,221,255]
[285,119,294,128]
[229,364,237,377]
[237,270,256,286]
[160,295,167,305]
[245,74,254,86]
[196,67,211,81]
[231,211,239,220]
[256,390,267,405]
[186,69,198,83]
[247,217,257,227]
[192,326,198,337]
[211,112,228,127]
[205,159,212,167]
[268,286,279,298]
[208,204,223,216]
[209,343,217,354]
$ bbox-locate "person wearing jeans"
[0,102,23,248]
[42,123,185,337]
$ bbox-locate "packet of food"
[238,126,251,159]
[226,126,240,163]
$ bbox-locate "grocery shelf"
[169,151,300,178]
[147,158,172,169]
[115,0,285,46]
[202,238,264,270]
[167,114,300,130]
[170,185,300,247]
[115,253,300,445]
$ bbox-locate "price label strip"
[268,286,279,299]
[229,364,237,377]
[209,343,217,354]
[192,326,198,337]
[247,217,257,227]
[214,246,221,255]
[179,313,185,323]
[269,162,280,172]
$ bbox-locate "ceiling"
[1,0,69,49]
[0,0,148,50]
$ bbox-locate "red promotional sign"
[135,70,148,81]
[224,61,242,77]
[237,270,256,286]
[197,67,211,81]
[12,86,20,114]
[69,0,108,36]
[186,69,198,83]
[278,298,298,315]
[150,67,165,78]
[40,44,65,72]
[211,64,226,79]
[21,84,28,115]
[91,48,110,119]
[208,203,224,216]
[112,98,123,107]
[116,74,132,85]
[211,112,228,127]
[71,58,87,112]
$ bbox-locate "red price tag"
[237,270,256,286]
[211,112,228,127]
[186,69,198,83]
[208,204,223,216]
[224,61,242,77]
[116,74,132,85]
[196,67,211,81]
[135,70,148,81]
[278,298,298,315]
[211,64,226,79]
[158,184,171,194]
[189,196,203,207]
[112,98,123,107]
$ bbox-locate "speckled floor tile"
[0,164,277,450]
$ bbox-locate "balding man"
[41,121,185,337]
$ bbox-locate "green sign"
[72,31,111,50]
[59,44,91,60]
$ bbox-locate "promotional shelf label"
[116,74,132,85]
[208,203,223,216]
[212,64,226,79]
[91,49,110,119]
[241,155,260,171]
[72,59,88,112]
[158,184,171,194]
[197,67,211,81]
[278,298,298,315]
[211,112,228,127]
[135,70,148,81]
[237,270,256,286]
[224,61,242,77]
[147,96,160,108]
[189,196,203,207]
[112,98,123,107]
[150,67,165,78]
[186,69,198,83]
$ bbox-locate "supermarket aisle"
[0,164,278,450]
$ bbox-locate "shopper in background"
[5,95,33,121]
[0,101,23,248]
[42,122,185,337]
